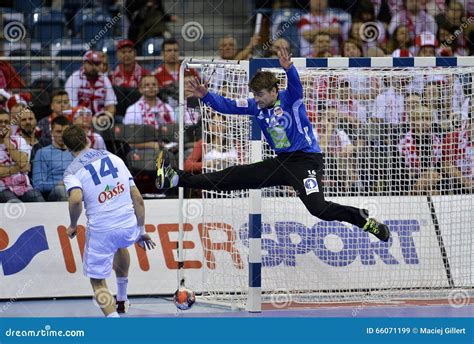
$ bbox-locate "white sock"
[116,277,128,302]
[107,311,120,318]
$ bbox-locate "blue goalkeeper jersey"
[200,65,321,155]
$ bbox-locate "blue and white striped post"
[246,59,262,313]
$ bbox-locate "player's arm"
[130,185,145,227]
[67,188,83,238]
[278,49,303,102]
[130,184,155,250]
[0,164,20,177]
[186,76,253,115]
[3,133,29,170]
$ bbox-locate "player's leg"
[156,150,287,191]
[113,248,130,313]
[83,229,120,317]
[282,153,390,242]
[90,278,118,317]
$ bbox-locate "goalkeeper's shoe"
[155,150,179,190]
[363,218,390,242]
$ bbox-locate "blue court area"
[1,297,472,318]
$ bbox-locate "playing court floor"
[1,297,472,317]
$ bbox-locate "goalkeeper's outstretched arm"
[278,48,303,103]
[186,76,254,115]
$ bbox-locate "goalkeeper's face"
[253,89,279,109]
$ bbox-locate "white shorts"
[83,226,140,279]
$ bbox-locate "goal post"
[178,57,474,312]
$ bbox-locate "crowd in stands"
[0,0,472,201]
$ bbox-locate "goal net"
[182,58,473,309]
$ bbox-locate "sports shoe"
[363,218,390,242]
[155,150,179,190]
[115,297,130,314]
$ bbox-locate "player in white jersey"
[62,125,155,317]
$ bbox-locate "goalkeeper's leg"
[155,150,286,191]
[282,152,390,242]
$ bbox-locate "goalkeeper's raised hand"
[186,76,209,99]
[278,48,293,70]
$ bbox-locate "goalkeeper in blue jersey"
[155,49,390,242]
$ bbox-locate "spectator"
[0,109,44,202]
[70,106,107,150]
[441,111,473,192]
[126,0,177,52]
[354,0,392,25]
[437,23,468,56]
[267,38,291,58]
[332,80,368,129]
[314,103,357,194]
[6,94,29,135]
[311,32,332,57]
[0,49,25,91]
[153,39,198,89]
[110,39,150,88]
[367,46,386,56]
[16,108,40,154]
[341,39,363,57]
[403,92,423,123]
[99,52,110,75]
[388,0,437,38]
[398,105,441,195]
[183,74,201,126]
[352,0,387,49]
[37,89,71,142]
[218,35,261,60]
[32,116,73,201]
[298,0,351,56]
[415,31,437,57]
[124,75,174,128]
[185,113,238,173]
[436,0,466,32]
[386,25,413,55]
[374,76,405,124]
[218,36,239,60]
[65,51,117,116]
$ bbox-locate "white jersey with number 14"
[64,149,136,231]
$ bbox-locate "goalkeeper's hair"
[63,125,88,152]
[249,71,279,93]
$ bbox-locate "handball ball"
[173,287,196,310]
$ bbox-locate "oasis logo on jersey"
[98,182,125,203]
